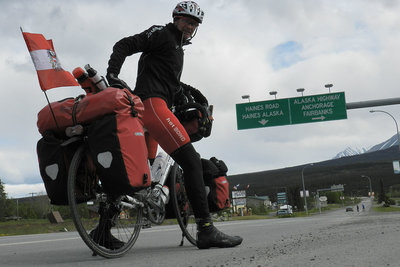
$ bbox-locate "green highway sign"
[289,92,347,124]
[236,92,347,130]
[235,98,290,129]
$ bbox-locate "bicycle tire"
[67,145,143,258]
[169,163,197,246]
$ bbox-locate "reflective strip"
[45,164,59,180]
[97,152,113,168]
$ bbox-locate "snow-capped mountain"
[368,134,399,152]
[333,147,369,159]
[333,134,399,159]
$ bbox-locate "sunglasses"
[181,18,199,28]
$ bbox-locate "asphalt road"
[1,198,399,266]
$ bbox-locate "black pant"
[170,143,210,219]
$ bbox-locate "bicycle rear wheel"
[67,145,143,258]
[169,163,197,246]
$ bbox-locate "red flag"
[22,31,78,91]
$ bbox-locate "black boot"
[89,203,125,250]
[196,218,243,249]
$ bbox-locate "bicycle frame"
[65,101,208,257]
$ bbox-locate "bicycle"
[65,101,212,258]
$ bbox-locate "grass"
[372,205,400,212]
[0,219,77,236]
[0,214,275,237]
[3,203,399,237]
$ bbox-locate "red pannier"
[201,157,230,212]
[37,87,144,134]
[37,87,151,197]
[87,112,151,195]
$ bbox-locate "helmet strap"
[186,28,198,42]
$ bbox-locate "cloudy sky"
[2,0,400,198]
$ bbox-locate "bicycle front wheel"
[169,163,197,246]
[67,145,143,258]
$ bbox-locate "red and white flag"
[22,31,78,91]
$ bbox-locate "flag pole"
[20,26,60,131]
[43,91,60,130]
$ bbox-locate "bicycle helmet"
[173,1,204,24]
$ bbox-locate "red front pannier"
[37,87,143,134]
[201,157,230,212]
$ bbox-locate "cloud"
[2,0,400,198]
[4,183,46,199]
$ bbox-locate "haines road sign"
[235,98,291,129]
[236,92,347,130]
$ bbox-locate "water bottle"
[72,67,97,94]
[151,151,169,183]
[84,64,108,92]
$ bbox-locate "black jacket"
[107,23,189,107]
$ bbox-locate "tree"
[377,177,395,207]
[288,186,302,211]
[0,178,8,220]
[378,177,385,204]
[325,192,341,204]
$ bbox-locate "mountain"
[228,135,400,197]
[368,134,399,152]
[334,134,399,159]
[333,147,368,158]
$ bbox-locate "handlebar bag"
[37,87,144,135]
[87,112,151,196]
[175,106,213,143]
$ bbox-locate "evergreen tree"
[288,186,302,211]
[0,178,8,220]
[378,177,385,204]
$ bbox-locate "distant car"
[277,209,288,215]
[346,207,354,212]
[277,209,293,216]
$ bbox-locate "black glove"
[180,82,208,106]
[106,73,131,90]
[174,87,189,106]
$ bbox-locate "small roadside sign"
[277,192,287,205]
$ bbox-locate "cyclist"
[104,1,243,249]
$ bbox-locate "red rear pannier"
[37,87,150,197]
[87,113,151,195]
[37,87,143,134]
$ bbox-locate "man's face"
[175,16,199,40]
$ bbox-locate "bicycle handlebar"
[174,102,213,121]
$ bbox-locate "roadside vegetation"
[2,177,400,237]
